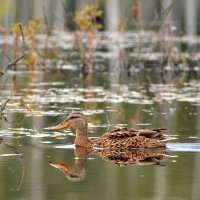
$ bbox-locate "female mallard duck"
[51,112,172,149]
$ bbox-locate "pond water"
[1,30,200,200]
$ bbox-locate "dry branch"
[0,98,11,122]
[0,97,27,124]
[0,23,26,77]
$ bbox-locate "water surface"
[0,62,200,200]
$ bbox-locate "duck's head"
[51,112,88,132]
[50,162,87,182]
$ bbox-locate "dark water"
[0,61,200,200]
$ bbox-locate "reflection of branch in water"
[0,139,24,190]
[50,146,176,182]
[16,154,25,191]
[0,97,33,124]
[0,98,11,122]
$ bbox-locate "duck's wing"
[103,128,138,139]
[104,128,167,139]
[136,128,167,138]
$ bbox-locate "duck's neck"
[74,128,92,147]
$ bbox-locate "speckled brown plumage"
[51,112,172,149]
[50,146,174,182]
[94,147,170,166]
[92,128,168,149]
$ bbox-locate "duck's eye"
[69,174,79,178]
[68,116,80,120]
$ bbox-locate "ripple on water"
[167,143,200,152]
[21,86,152,105]
[150,83,200,103]
[53,144,75,149]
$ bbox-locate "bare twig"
[42,0,51,68]
[161,0,175,23]
[105,114,113,133]
[159,0,175,68]
[0,98,11,122]
[5,54,25,71]
[21,101,33,113]
[0,97,26,124]
[18,23,26,45]
[0,23,26,77]
[106,115,111,126]
[33,126,40,134]
[0,98,11,112]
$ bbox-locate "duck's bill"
[51,122,69,131]
[50,162,69,171]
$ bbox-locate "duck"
[51,112,173,149]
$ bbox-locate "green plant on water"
[73,5,103,75]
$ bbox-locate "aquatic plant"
[121,0,144,72]
[73,5,103,75]
[128,0,188,75]
[74,5,103,32]
[9,17,42,71]
[0,23,26,77]
[22,17,42,69]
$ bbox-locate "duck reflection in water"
[50,146,175,182]
[50,147,90,182]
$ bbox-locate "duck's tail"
[163,136,178,142]
[152,128,167,132]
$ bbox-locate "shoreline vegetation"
[0,2,199,76]
[0,2,200,125]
